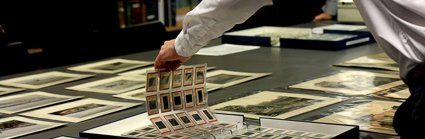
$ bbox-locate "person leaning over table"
[154,0,425,138]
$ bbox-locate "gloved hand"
[154,40,191,71]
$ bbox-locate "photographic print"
[187,110,207,125]
[147,95,159,115]
[373,84,410,100]
[334,53,399,71]
[146,72,158,92]
[66,76,145,94]
[113,88,146,101]
[68,58,153,74]
[210,91,342,119]
[172,69,183,88]
[176,112,195,128]
[207,70,271,88]
[0,91,82,114]
[164,114,184,131]
[184,67,194,86]
[289,71,402,96]
[172,91,184,110]
[0,71,94,89]
[21,98,140,123]
[0,87,24,96]
[150,117,172,134]
[198,108,217,122]
[183,89,195,108]
[314,100,401,135]
[195,65,206,85]
[195,87,206,106]
[0,116,64,139]
[159,71,171,90]
[160,93,171,113]
[119,66,154,77]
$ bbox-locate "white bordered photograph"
[68,58,153,74]
[0,71,94,89]
[20,98,140,123]
[163,114,184,131]
[195,44,261,56]
[334,53,399,71]
[0,116,65,139]
[113,88,146,101]
[119,66,154,77]
[183,89,195,108]
[373,83,410,100]
[0,91,83,114]
[159,71,171,90]
[175,112,196,128]
[0,86,24,96]
[195,87,206,106]
[66,76,145,94]
[146,95,159,115]
[160,93,172,113]
[198,108,217,123]
[187,110,207,125]
[150,117,172,134]
[183,67,194,86]
[172,91,184,111]
[314,100,401,135]
[172,69,183,88]
[206,70,271,88]
[146,71,159,92]
[210,91,342,119]
[195,65,206,85]
[289,70,402,96]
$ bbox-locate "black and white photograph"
[147,95,159,115]
[195,65,206,85]
[150,117,171,134]
[119,66,154,77]
[334,53,399,71]
[113,89,146,101]
[0,87,24,96]
[20,98,140,122]
[0,91,82,114]
[146,72,158,92]
[195,87,206,106]
[68,59,153,74]
[187,110,207,125]
[176,112,195,128]
[183,67,194,86]
[172,69,183,88]
[183,89,195,108]
[0,116,64,139]
[198,108,217,122]
[0,71,94,89]
[172,91,184,110]
[164,114,184,131]
[159,71,171,90]
[207,70,271,88]
[373,83,410,100]
[160,93,171,113]
[66,76,145,94]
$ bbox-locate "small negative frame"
[172,91,184,110]
[159,71,171,90]
[187,110,207,125]
[198,108,217,122]
[150,117,172,134]
[146,72,159,92]
[183,89,195,108]
[195,87,206,106]
[146,95,159,115]
[172,69,183,88]
[183,67,194,86]
[195,65,206,85]
[164,114,184,131]
[160,93,172,113]
[176,112,196,128]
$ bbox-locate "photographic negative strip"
[172,91,184,110]
[172,69,183,88]
[160,93,172,113]
[195,65,206,85]
[183,67,194,86]
[164,114,184,131]
[66,76,145,94]
[176,112,196,128]
[183,89,195,108]
[195,87,206,106]
[20,98,140,123]
[0,71,94,89]
[150,117,172,134]
[206,70,271,88]
[68,59,153,74]
[113,88,146,101]
[146,72,159,92]
[0,91,82,114]
[198,108,217,122]
[0,116,65,139]
[187,110,207,125]
[0,87,24,96]
[159,71,171,90]
[147,95,159,115]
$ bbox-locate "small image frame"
[195,87,206,106]
[160,93,172,113]
[146,95,159,115]
[183,67,194,86]
[159,71,171,90]
[172,91,184,110]
[195,65,206,85]
[187,110,206,125]
[172,69,183,88]
[150,117,172,134]
[183,89,195,108]
[198,108,217,122]
[176,112,196,128]
[146,72,159,92]
[164,114,184,131]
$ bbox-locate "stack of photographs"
[0,116,65,139]
[0,86,24,96]
[20,98,140,123]
[373,84,410,100]
[334,53,399,71]
[66,76,145,94]
[207,70,271,88]
[232,126,333,139]
[68,59,153,74]
[0,71,94,89]
[0,91,82,114]
[289,70,402,96]
[210,91,342,119]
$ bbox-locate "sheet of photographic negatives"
[231,125,333,139]
[313,100,401,135]
[0,71,94,89]
[0,91,83,114]
[334,53,399,71]
[0,86,24,96]
[113,88,146,101]
[0,116,65,139]
[66,76,145,94]
[289,70,402,96]
[372,83,410,100]
[20,98,140,123]
[68,58,153,74]
[206,70,271,88]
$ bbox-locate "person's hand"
[154,40,191,71]
[313,13,333,22]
